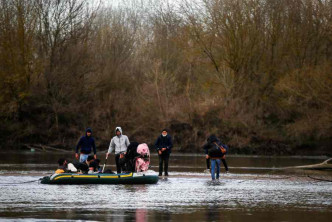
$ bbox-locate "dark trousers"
[159,154,170,175]
[115,154,126,174]
[206,158,228,171]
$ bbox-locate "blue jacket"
[76,131,96,155]
[155,134,173,154]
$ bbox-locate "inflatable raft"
[40,172,159,185]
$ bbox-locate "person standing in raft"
[203,135,228,180]
[75,128,97,162]
[155,129,173,176]
[106,127,130,174]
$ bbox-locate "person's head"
[89,161,98,171]
[207,134,218,143]
[115,127,122,136]
[161,129,168,137]
[87,155,95,163]
[94,159,100,165]
[86,128,92,137]
[57,158,67,166]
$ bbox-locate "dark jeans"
[206,158,228,171]
[115,154,126,174]
[159,154,170,175]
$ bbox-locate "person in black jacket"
[155,129,173,176]
[203,135,229,179]
[125,142,140,172]
[73,155,95,174]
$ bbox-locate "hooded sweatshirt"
[203,135,228,156]
[75,128,96,155]
[108,127,130,154]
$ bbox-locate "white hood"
[115,126,123,135]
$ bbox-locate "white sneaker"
[204,169,210,174]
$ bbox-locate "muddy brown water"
[0,151,331,221]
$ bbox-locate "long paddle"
[102,155,108,173]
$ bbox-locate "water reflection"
[0,151,329,173]
[205,205,222,222]
[206,180,226,187]
[121,185,149,194]
[135,209,148,222]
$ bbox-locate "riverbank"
[9,141,331,157]
[2,114,332,157]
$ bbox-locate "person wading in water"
[155,129,173,176]
[203,135,229,180]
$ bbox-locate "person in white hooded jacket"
[106,127,130,173]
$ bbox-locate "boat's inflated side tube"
[40,173,159,185]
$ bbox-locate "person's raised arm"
[75,137,82,159]
[155,137,161,150]
[92,138,97,159]
[167,136,173,149]
[125,136,130,147]
[203,143,209,154]
[203,143,209,159]
[155,137,163,155]
[106,139,115,157]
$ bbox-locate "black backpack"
[208,142,225,158]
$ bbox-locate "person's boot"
[165,172,169,176]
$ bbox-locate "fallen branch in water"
[0,179,41,185]
[282,158,332,170]
[307,175,332,182]
[24,144,72,153]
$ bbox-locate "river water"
[0,151,331,221]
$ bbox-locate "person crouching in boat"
[55,158,78,174]
[203,135,228,180]
[88,159,101,174]
[75,128,97,162]
[75,155,98,174]
[106,127,130,174]
[125,142,140,172]
[136,143,150,172]
[75,155,96,174]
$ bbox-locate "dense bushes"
[1,0,332,155]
